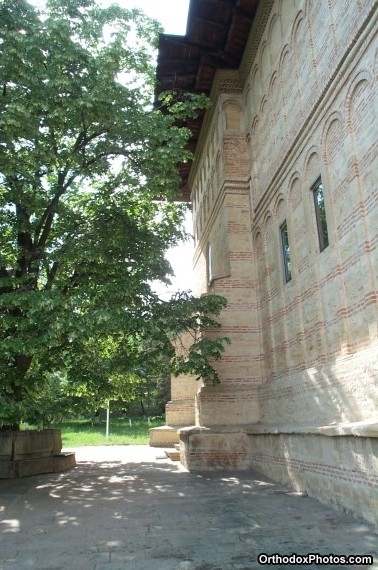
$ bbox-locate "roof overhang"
[155,0,260,201]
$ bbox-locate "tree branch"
[15,204,34,279]
[34,169,79,250]
[0,267,12,295]
[44,261,58,290]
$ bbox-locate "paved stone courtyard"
[0,446,377,569]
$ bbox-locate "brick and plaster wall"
[248,0,377,426]
[182,0,378,526]
[191,96,262,425]
[247,429,378,528]
[190,0,377,430]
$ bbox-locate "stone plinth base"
[247,423,378,528]
[179,425,250,471]
[149,425,185,447]
[176,421,378,528]
[0,429,76,478]
[0,452,76,478]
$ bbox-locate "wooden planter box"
[0,429,75,478]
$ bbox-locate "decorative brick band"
[251,453,378,488]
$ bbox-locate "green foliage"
[0,0,228,429]
[34,417,166,447]
[142,291,230,384]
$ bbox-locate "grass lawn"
[50,417,165,448]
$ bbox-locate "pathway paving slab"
[0,445,377,569]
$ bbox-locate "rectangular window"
[280,221,292,283]
[312,177,329,251]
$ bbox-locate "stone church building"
[151,0,378,527]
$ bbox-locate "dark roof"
[155,0,260,200]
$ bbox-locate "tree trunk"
[0,356,34,431]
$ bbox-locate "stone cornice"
[193,178,250,265]
[239,0,275,86]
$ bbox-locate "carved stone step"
[165,448,180,461]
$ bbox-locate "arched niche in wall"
[215,151,222,190]
[304,147,322,187]
[321,112,348,216]
[268,72,279,142]
[347,70,377,350]
[259,40,270,88]
[223,137,249,180]
[276,45,290,142]
[263,212,273,237]
[277,0,292,40]
[223,100,242,132]
[321,112,345,166]
[289,10,306,119]
[254,228,263,258]
[288,174,302,213]
[344,70,377,260]
[263,212,275,266]
[261,212,276,288]
[251,63,262,102]
[345,71,374,160]
[211,167,217,202]
[267,12,282,67]
[288,172,311,280]
[274,195,287,225]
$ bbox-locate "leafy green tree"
[41,291,228,425]
[0,0,227,429]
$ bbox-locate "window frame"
[312,176,329,252]
[279,220,292,283]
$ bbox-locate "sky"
[109,0,190,35]
[118,0,194,298]
[31,0,190,33]
[115,0,195,297]
[30,0,194,297]
[98,0,195,297]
